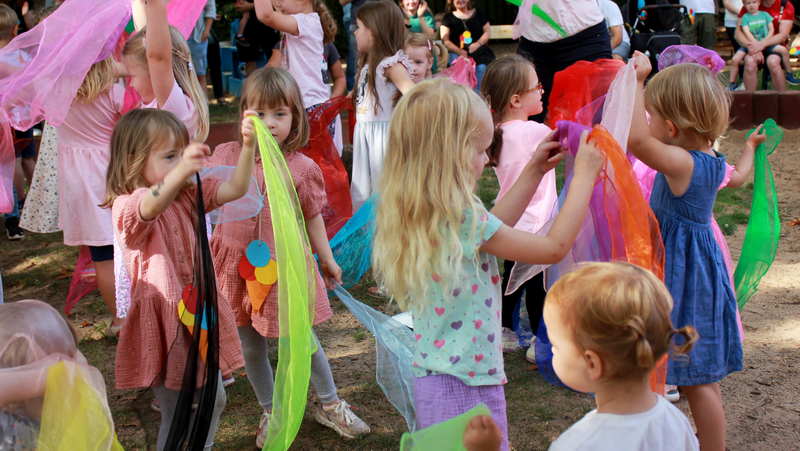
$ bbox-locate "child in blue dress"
[627,52,760,451]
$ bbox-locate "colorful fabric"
[411,207,505,386]
[19,122,60,233]
[400,403,492,451]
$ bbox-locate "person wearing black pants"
[206,28,229,106]
[500,260,546,362]
[514,1,612,123]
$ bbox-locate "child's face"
[354,19,373,53]
[744,0,761,13]
[543,302,594,393]
[520,66,544,118]
[247,102,293,150]
[274,0,304,15]
[142,133,183,186]
[471,114,492,180]
[405,45,433,84]
[123,56,155,104]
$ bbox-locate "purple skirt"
[414,374,509,451]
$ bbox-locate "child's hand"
[632,51,651,83]
[573,130,606,180]
[319,256,343,290]
[242,109,259,150]
[462,415,502,451]
[529,130,564,176]
[179,143,211,178]
[747,124,767,148]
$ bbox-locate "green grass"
[714,183,754,235]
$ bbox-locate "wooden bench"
[490,25,514,40]
[715,26,735,59]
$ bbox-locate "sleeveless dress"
[650,151,743,386]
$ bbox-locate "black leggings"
[500,259,546,334]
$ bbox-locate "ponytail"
[668,325,698,361]
[312,0,337,44]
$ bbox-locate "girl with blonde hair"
[103,108,255,450]
[55,56,126,336]
[627,53,758,451]
[373,78,605,450]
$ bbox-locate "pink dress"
[493,120,558,233]
[207,142,333,338]
[56,85,125,246]
[142,79,197,139]
[713,163,745,342]
[112,181,244,390]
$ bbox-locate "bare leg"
[94,260,123,326]
[682,383,726,451]
[245,61,257,76]
[197,74,207,98]
[13,157,25,202]
[743,54,759,91]
[21,157,35,188]
[237,12,249,36]
[730,52,745,84]
[772,45,793,73]
[768,54,787,91]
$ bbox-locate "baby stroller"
[621,0,688,77]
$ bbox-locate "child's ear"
[584,350,604,381]
[12,23,18,37]
[666,119,679,139]
[509,93,522,110]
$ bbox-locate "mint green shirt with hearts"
[411,206,505,386]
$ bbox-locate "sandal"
[107,321,123,338]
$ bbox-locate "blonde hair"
[480,55,536,166]
[237,67,309,152]
[122,25,209,142]
[548,262,698,380]
[103,109,190,207]
[373,79,490,311]
[0,4,17,41]
[75,57,116,104]
[356,0,407,116]
[645,63,730,145]
[311,0,337,44]
[404,32,434,60]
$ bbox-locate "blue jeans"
[187,38,209,76]
[5,187,19,220]
[448,53,486,94]
[346,23,358,91]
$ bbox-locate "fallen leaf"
[526,364,538,371]
[79,321,91,328]
[55,267,74,280]
[788,219,800,226]
[40,242,47,249]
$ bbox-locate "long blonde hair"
[548,262,698,380]
[122,25,209,142]
[645,63,730,145]
[102,109,191,207]
[373,79,489,311]
[236,67,309,152]
[75,57,117,104]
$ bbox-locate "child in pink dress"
[481,55,557,360]
[104,108,255,450]
[207,68,370,447]
[57,56,125,334]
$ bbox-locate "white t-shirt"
[549,396,700,451]
[724,0,744,27]
[518,0,605,44]
[597,0,630,44]
[281,12,330,108]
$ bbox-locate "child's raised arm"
[480,131,605,265]
[215,111,258,206]
[254,0,300,36]
[627,51,694,191]
[728,124,766,188]
[386,63,416,95]
[139,143,210,220]
[145,0,176,108]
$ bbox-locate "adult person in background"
[440,0,493,91]
[401,0,435,37]
[597,0,630,61]
[207,26,232,107]
[186,0,215,97]
[233,0,280,76]
[723,0,745,49]
[515,0,611,123]
[735,0,796,91]
[339,0,367,92]
[680,0,716,50]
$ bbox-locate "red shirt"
[739,0,795,45]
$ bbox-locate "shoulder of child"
[377,50,412,82]
[460,206,502,256]
[205,141,242,168]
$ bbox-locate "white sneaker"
[665,384,680,403]
[501,327,522,353]
[525,336,537,363]
[222,376,235,388]
[314,399,370,438]
[255,411,271,448]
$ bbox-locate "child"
[462,263,701,451]
[480,55,556,363]
[253,0,336,113]
[349,0,415,211]
[405,32,435,83]
[56,56,126,335]
[372,79,606,451]
[627,53,752,451]
[729,0,796,90]
[122,0,209,142]
[235,10,251,47]
[206,68,370,447]
[103,109,253,450]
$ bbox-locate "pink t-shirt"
[281,13,329,108]
[142,79,197,139]
[493,120,557,233]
